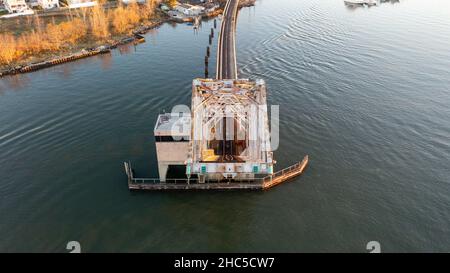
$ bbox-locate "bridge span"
[125,0,309,190]
[216,0,240,79]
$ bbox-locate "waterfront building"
[153,113,191,181]
[121,0,146,4]
[175,3,204,16]
[25,0,39,8]
[203,2,219,14]
[38,0,59,9]
[68,0,97,9]
[4,0,28,13]
[344,0,379,6]
[160,3,170,11]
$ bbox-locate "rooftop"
[188,78,273,174]
[154,113,190,137]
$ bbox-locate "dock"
[125,156,308,191]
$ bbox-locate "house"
[121,0,146,4]
[160,3,170,12]
[203,2,219,13]
[68,0,97,9]
[174,3,204,16]
[3,0,28,13]
[25,0,39,8]
[38,0,59,9]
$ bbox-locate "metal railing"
[263,159,305,182]
[125,155,308,186]
[130,178,198,184]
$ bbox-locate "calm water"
[1,0,450,252]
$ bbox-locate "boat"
[133,34,145,44]
[344,0,379,6]
[193,16,201,30]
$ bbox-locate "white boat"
[68,1,98,9]
[344,0,379,6]
[193,16,200,29]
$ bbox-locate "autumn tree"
[90,5,110,39]
[66,18,88,44]
[127,2,141,25]
[112,3,142,34]
[142,0,157,18]
[166,0,177,9]
[112,6,129,33]
[0,34,20,65]
[0,1,161,66]
[46,22,65,50]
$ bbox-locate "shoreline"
[0,11,222,79]
[0,0,256,79]
[0,18,166,78]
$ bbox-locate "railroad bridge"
[125,0,308,190]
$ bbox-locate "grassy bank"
[0,1,165,70]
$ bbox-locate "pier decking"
[125,156,308,191]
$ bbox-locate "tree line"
[0,1,159,66]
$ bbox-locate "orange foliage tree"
[90,5,110,39]
[112,3,142,34]
[1,3,159,66]
[0,34,21,65]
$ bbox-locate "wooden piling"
[205,56,209,78]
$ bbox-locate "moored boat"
[344,0,379,6]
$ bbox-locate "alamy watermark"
[366,241,381,253]
[66,241,81,253]
[167,103,280,152]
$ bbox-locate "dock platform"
[124,156,308,191]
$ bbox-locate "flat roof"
[154,113,190,137]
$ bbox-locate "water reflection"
[100,53,113,71]
[118,43,135,55]
[146,28,160,46]
[0,74,31,93]
[61,64,74,79]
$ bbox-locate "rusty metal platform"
[124,156,308,191]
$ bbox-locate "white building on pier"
[3,0,28,13]
[38,0,59,9]
[175,3,204,16]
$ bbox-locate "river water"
[1,0,449,252]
